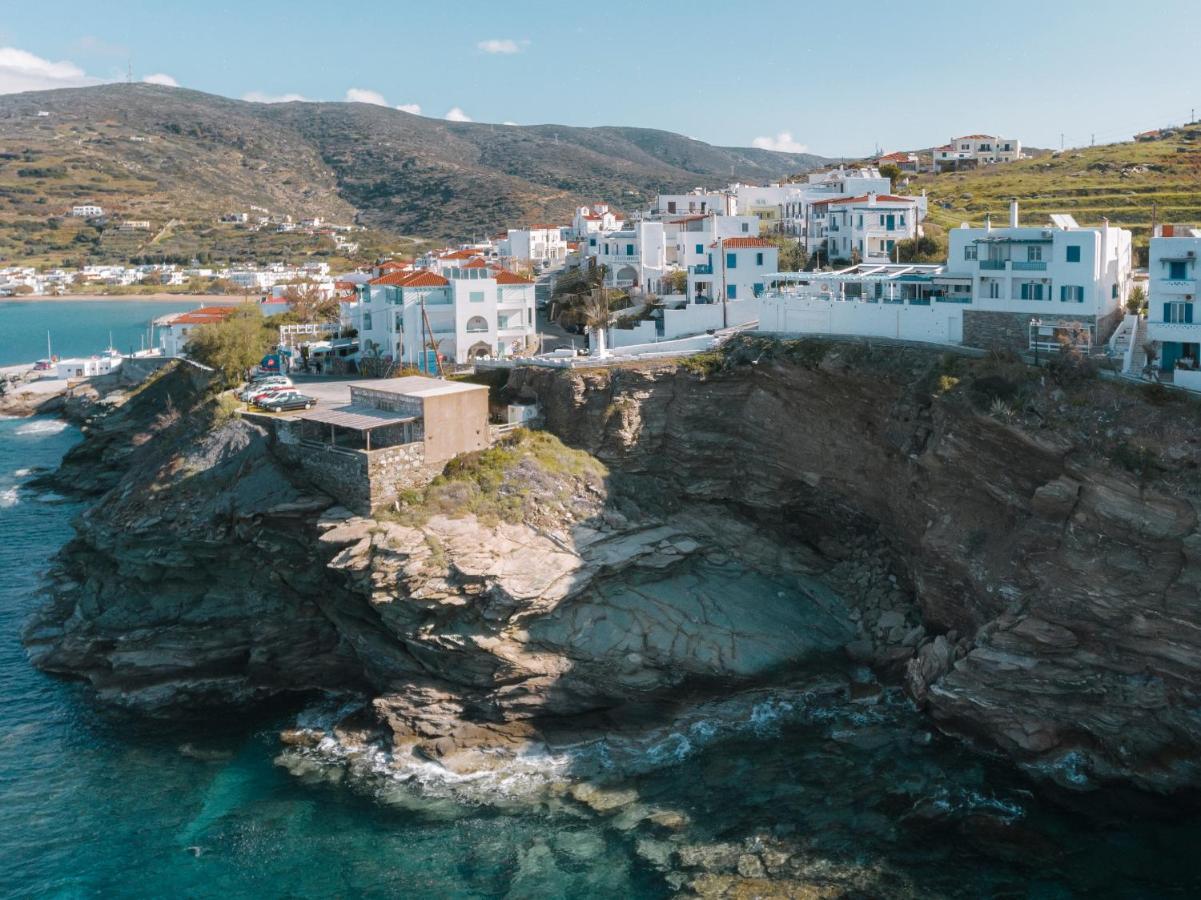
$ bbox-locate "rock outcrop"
[25,337,1201,796]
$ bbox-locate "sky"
[0,0,1199,158]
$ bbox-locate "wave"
[0,487,18,508]
[14,468,33,477]
[35,492,68,504]
[15,419,69,436]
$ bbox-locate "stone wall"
[366,441,431,508]
[299,445,371,512]
[962,309,1121,352]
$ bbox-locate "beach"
[1,293,251,304]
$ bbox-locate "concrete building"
[70,204,103,218]
[932,134,1022,172]
[653,189,735,218]
[943,205,1131,351]
[503,225,567,267]
[156,306,240,357]
[571,204,623,239]
[580,221,668,292]
[687,236,779,302]
[1142,224,1201,379]
[877,151,921,173]
[810,194,924,264]
[351,264,537,367]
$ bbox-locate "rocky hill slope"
[24,341,1201,803]
[0,84,831,259]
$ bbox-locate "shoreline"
[0,293,253,304]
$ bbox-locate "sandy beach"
[0,293,252,304]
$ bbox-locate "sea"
[3,311,1201,896]
[0,299,223,367]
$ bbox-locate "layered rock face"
[509,342,1201,792]
[26,342,1201,793]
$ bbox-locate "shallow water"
[0,300,208,365]
[2,416,1201,897]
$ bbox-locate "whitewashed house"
[156,306,240,357]
[571,205,623,239]
[1142,224,1201,382]
[669,214,760,272]
[810,194,925,264]
[653,189,734,218]
[686,236,779,303]
[932,134,1022,172]
[581,221,668,292]
[350,264,536,367]
[503,225,567,267]
[943,205,1131,350]
[71,204,103,218]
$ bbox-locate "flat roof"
[300,405,418,431]
[349,376,488,398]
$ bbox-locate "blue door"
[886,215,895,230]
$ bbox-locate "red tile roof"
[811,194,917,207]
[495,270,533,285]
[169,306,239,326]
[877,151,914,162]
[369,270,450,287]
[458,258,488,269]
[378,260,408,270]
[954,133,995,140]
[715,237,774,249]
[440,248,482,260]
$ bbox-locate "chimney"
[1009,199,1019,228]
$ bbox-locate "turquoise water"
[0,300,221,366]
[3,416,1201,897]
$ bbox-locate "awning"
[299,405,418,431]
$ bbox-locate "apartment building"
[653,189,735,218]
[579,221,668,292]
[686,236,779,302]
[571,204,623,238]
[1143,224,1201,376]
[810,194,924,264]
[944,205,1131,350]
[932,134,1022,172]
[502,225,567,267]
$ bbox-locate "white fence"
[759,294,963,344]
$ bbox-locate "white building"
[932,134,1022,172]
[118,220,151,231]
[581,221,668,292]
[56,351,122,379]
[686,236,779,303]
[944,205,1131,350]
[669,214,760,271]
[571,204,623,238]
[503,225,568,267]
[350,264,537,367]
[1142,224,1201,380]
[156,306,240,357]
[809,194,925,264]
[780,167,895,243]
[653,189,735,218]
[71,204,103,218]
[732,183,808,233]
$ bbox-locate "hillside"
[904,132,1201,252]
[0,84,831,265]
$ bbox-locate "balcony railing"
[1012,260,1048,271]
[691,264,713,275]
[980,259,1007,270]
[1158,278,1198,295]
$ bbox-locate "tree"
[666,269,688,294]
[1126,284,1147,316]
[879,163,902,192]
[185,306,274,382]
[761,236,807,272]
[283,282,340,322]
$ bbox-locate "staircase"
[1126,316,1148,375]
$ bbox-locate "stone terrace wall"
[367,442,432,508]
[963,309,1122,353]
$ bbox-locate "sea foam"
[15,419,69,436]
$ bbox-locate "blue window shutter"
[1189,304,1195,324]
[756,252,763,265]
[1066,245,1081,263]
[695,243,703,255]
[727,284,737,299]
[726,252,737,269]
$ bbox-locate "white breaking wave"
[0,487,19,508]
[14,468,33,477]
[15,419,69,436]
[35,492,67,504]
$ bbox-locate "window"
[755,252,764,266]
[987,281,1000,299]
[726,252,737,269]
[1170,260,1189,280]
[879,215,885,226]
[753,283,764,297]
[626,244,635,256]
[667,201,676,214]
[1165,302,1193,324]
[899,214,906,226]
[1066,245,1081,263]
[964,245,977,261]
[466,315,489,332]
[857,214,863,227]
[362,312,372,330]
[1019,282,1045,301]
[1112,284,1119,299]
[1059,285,1084,303]
[727,284,737,299]
[741,222,750,233]
[1028,246,1043,262]
[469,291,484,303]
[695,243,703,255]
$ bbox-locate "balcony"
[980,259,1007,270]
[1158,278,1199,296]
[1012,260,1048,271]
[691,264,713,275]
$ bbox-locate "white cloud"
[477,38,525,54]
[142,73,178,87]
[345,87,388,106]
[0,46,103,94]
[445,106,472,123]
[751,131,808,153]
[242,90,307,103]
[396,103,422,115]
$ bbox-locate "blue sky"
[1,0,1198,157]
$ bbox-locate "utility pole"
[1060,133,1065,151]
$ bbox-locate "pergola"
[299,405,418,452]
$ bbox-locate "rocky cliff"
[24,340,1201,799]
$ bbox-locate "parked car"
[33,359,53,372]
[244,385,292,404]
[238,378,291,402]
[247,374,292,388]
[258,392,316,412]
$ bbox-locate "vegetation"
[760,235,807,271]
[184,307,275,381]
[893,225,948,264]
[388,429,607,527]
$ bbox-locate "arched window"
[466,315,489,333]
